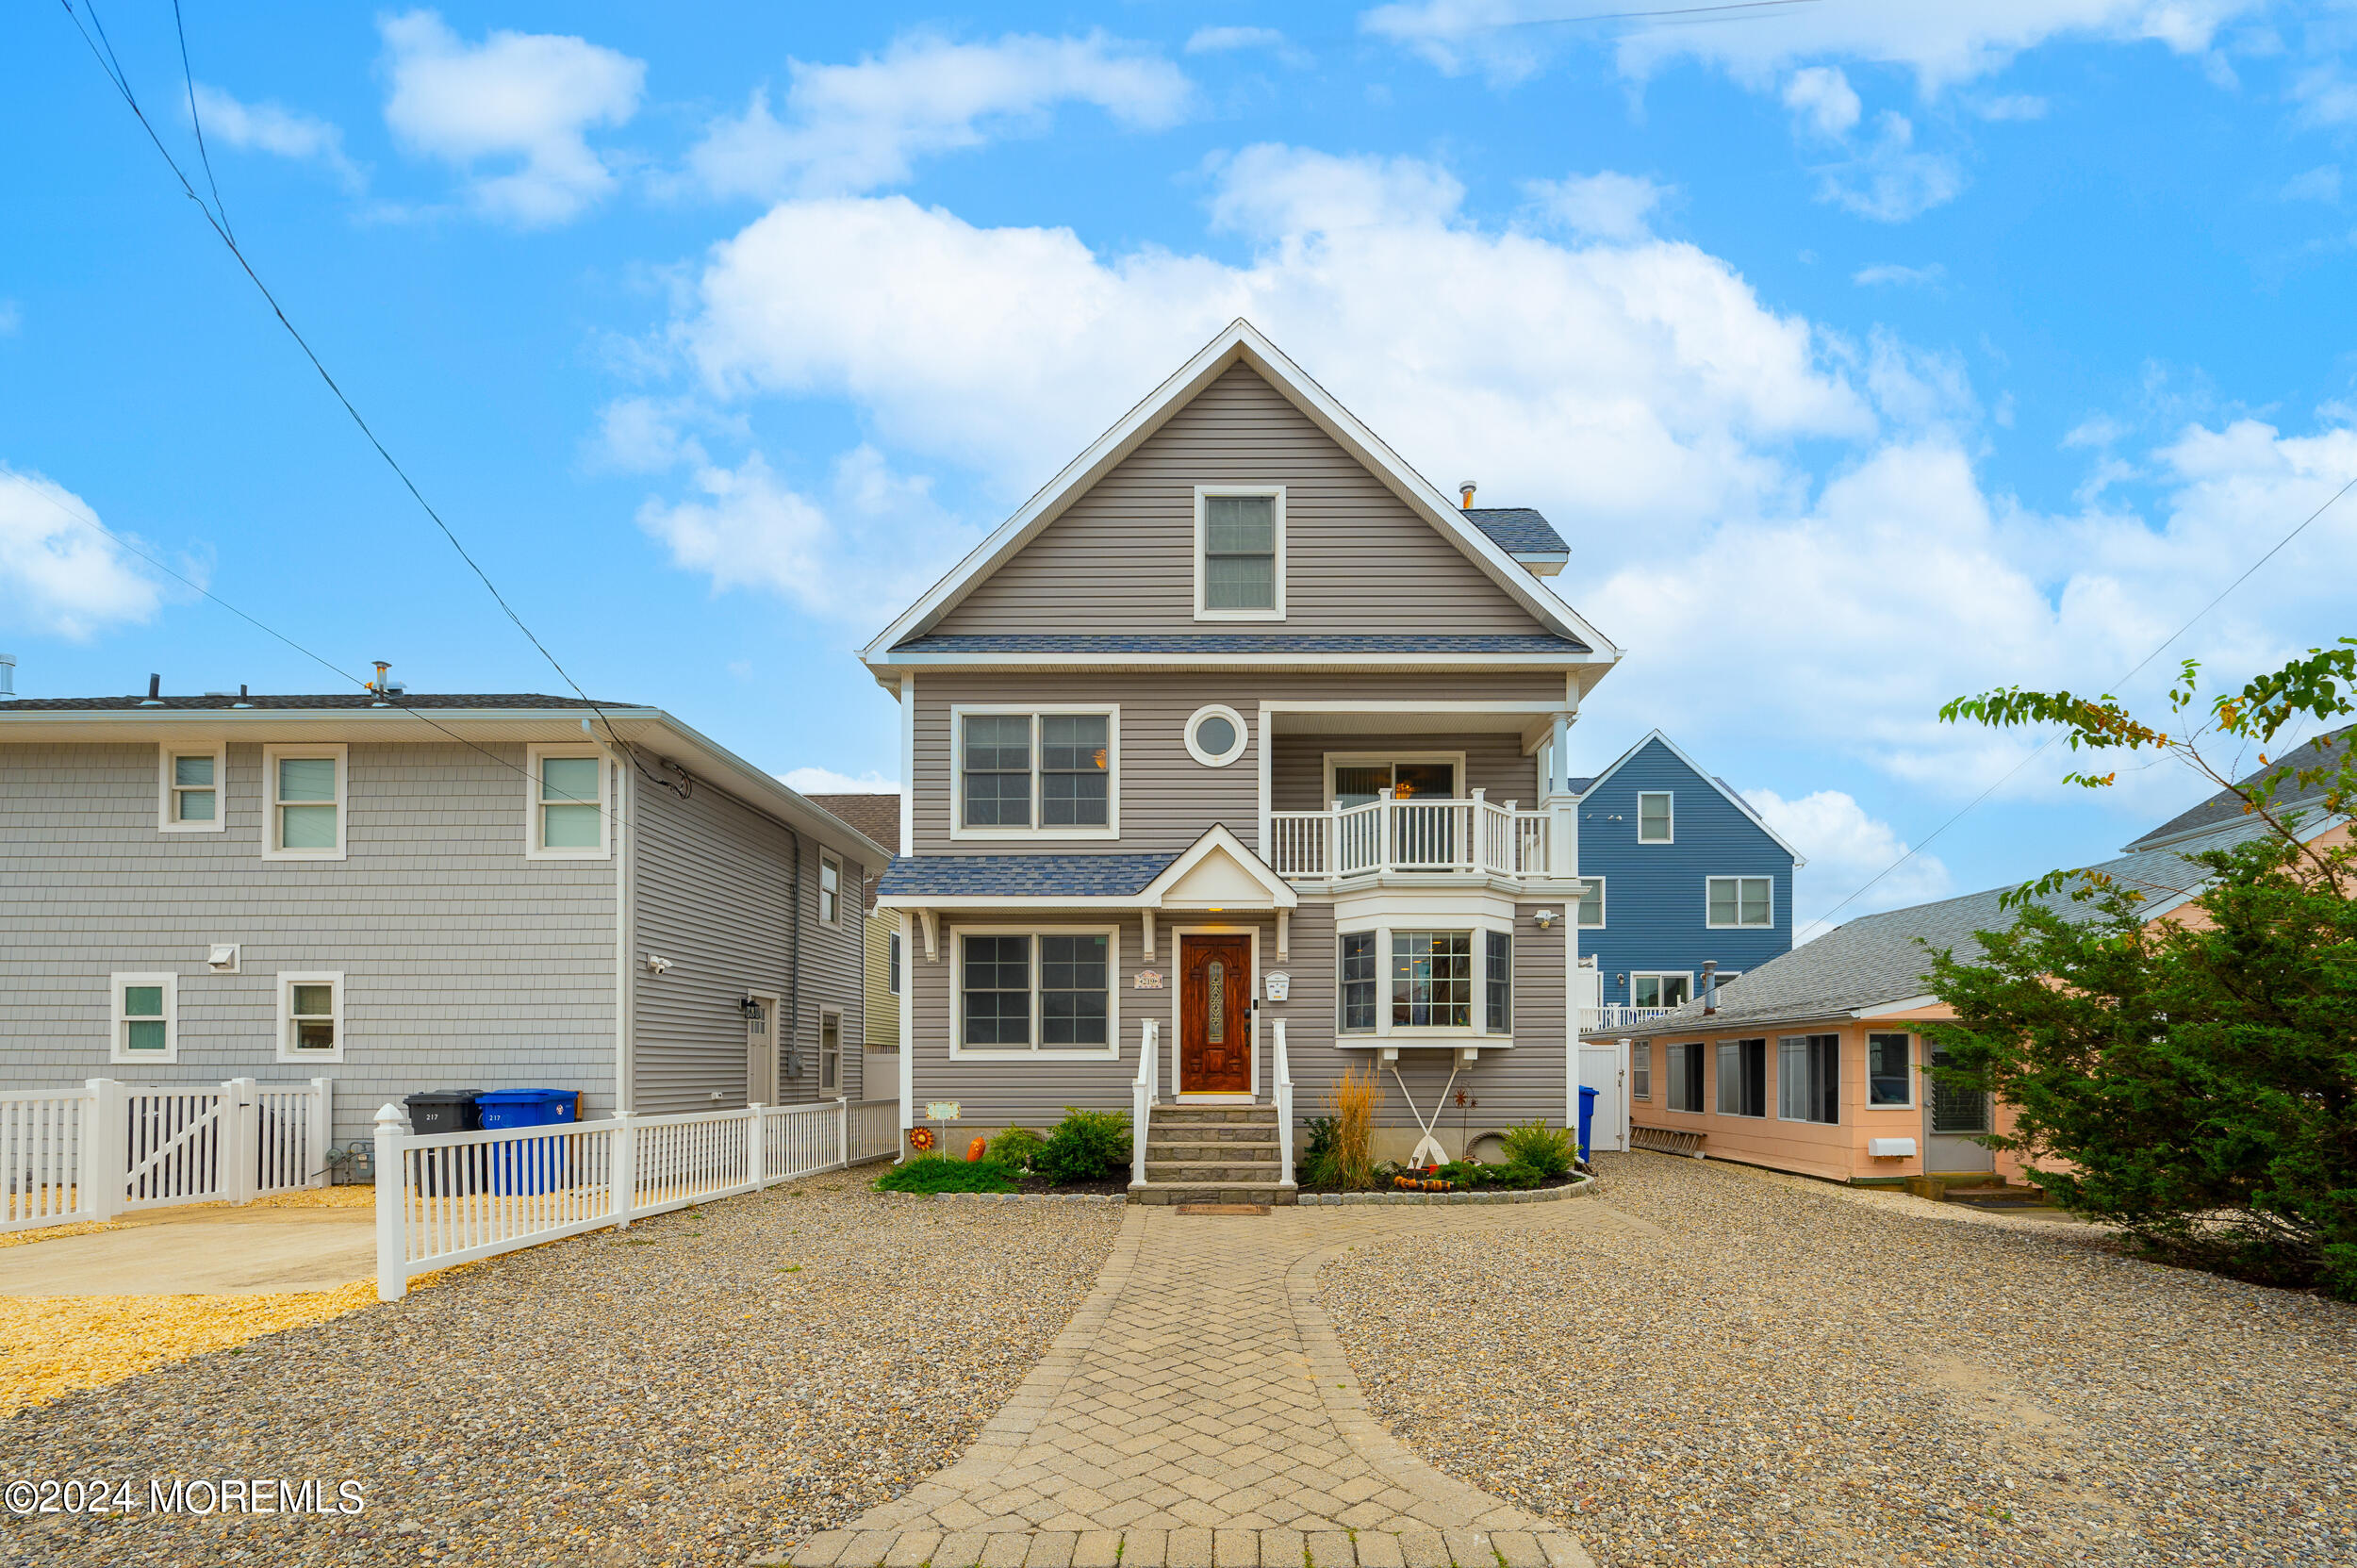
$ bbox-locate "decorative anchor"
[1390,1062,1459,1171]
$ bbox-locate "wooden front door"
[1179,935,1253,1094]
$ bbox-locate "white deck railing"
[1130,1019,1159,1188]
[374,1096,896,1301]
[1269,792,1551,881]
[1579,1005,1676,1035]
[1272,1019,1295,1190]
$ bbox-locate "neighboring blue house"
[1568,731,1804,1034]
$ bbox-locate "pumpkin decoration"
[907,1126,936,1153]
[966,1134,990,1163]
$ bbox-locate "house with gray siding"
[864,321,1621,1201]
[0,687,888,1147]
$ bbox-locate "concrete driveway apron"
[774,1200,1604,1568]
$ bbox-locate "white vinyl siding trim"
[948,704,1120,841]
[948,925,1121,1061]
[157,743,227,833]
[1193,485,1286,621]
[277,970,345,1064]
[1637,791,1673,843]
[525,745,610,860]
[261,743,348,860]
[109,971,178,1064]
[1706,875,1774,929]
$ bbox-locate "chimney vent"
[1702,959,1720,1015]
[371,660,392,706]
[1458,481,1476,510]
[140,673,163,707]
[0,653,14,699]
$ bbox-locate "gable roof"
[1574,729,1807,866]
[2123,725,2352,850]
[803,792,901,850]
[859,320,1620,679]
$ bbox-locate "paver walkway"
[771,1199,1607,1568]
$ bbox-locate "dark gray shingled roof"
[0,693,622,711]
[2123,725,2351,850]
[889,633,1591,655]
[1464,507,1568,555]
[878,852,1180,899]
[1633,816,2281,1033]
[802,793,901,850]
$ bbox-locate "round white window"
[1184,704,1248,767]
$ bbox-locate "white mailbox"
[1868,1137,1918,1158]
[1262,972,1290,1002]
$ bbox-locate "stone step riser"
[1149,1108,1277,1123]
[1145,1165,1280,1182]
[1147,1138,1279,1155]
[1129,1184,1298,1206]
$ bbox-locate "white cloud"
[635,444,981,625]
[0,466,175,638]
[1783,66,1861,140]
[780,766,902,795]
[1973,92,2050,120]
[1809,112,1965,222]
[1187,25,1290,56]
[1522,171,1670,241]
[684,32,1191,201]
[1744,788,1953,942]
[2280,164,2342,203]
[191,84,361,188]
[378,9,644,225]
[1207,143,1464,236]
[1853,262,1946,288]
[2292,61,2357,127]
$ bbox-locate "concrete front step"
[1129,1180,1298,1207]
[1145,1161,1281,1182]
[1146,1123,1278,1145]
[1146,1136,1279,1158]
[1150,1103,1277,1121]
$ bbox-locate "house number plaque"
[1133,969,1165,989]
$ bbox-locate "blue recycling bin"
[474,1089,578,1195]
[1576,1085,1599,1163]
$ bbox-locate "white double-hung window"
[158,743,226,832]
[1706,876,1773,928]
[279,972,344,1062]
[953,929,1118,1058]
[110,972,178,1064]
[262,744,346,860]
[1194,487,1284,619]
[952,707,1118,838]
[1637,791,1673,842]
[527,746,609,859]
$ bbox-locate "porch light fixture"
[738,994,762,1018]
[1533,910,1557,930]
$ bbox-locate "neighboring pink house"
[1621,738,2349,1186]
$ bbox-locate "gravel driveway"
[5,1169,1123,1568]
[1322,1151,2357,1567]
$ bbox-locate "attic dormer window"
[1195,487,1284,620]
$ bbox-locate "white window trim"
[1637,790,1674,844]
[276,970,345,1065]
[1321,751,1471,808]
[1335,919,1517,1040]
[819,850,844,925]
[949,924,1122,1061]
[1867,1031,1917,1110]
[157,742,227,834]
[1193,485,1286,622]
[1777,1033,1843,1126]
[1183,703,1250,767]
[1575,875,1606,929]
[524,745,611,861]
[948,704,1121,841]
[1705,875,1775,930]
[817,1006,844,1092]
[1631,971,1693,1011]
[109,971,179,1065]
[261,743,348,862]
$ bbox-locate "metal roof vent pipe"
[370,660,392,706]
[1702,959,1719,1015]
[140,673,163,707]
[0,653,14,699]
[1458,480,1476,510]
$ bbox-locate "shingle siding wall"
[629,774,875,1115]
[0,740,618,1145]
[934,363,1551,637]
[1575,738,1794,1006]
[910,670,1568,858]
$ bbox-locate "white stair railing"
[1272,1019,1295,1189]
[1131,1018,1158,1187]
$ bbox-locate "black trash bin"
[404,1091,483,1194]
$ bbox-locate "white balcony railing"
[1578,1005,1676,1035]
[1268,792,1551,882]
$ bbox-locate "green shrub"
[874,1156,1018,1194]
[1035,1108,1132,1184]
[1498,1118,1574,1179]
[1299,1115,1339,1188]
[1438,1160,1543,1190]
[989,1127,1047,1171]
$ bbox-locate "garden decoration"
[907,1126,935,1153]
[1393,1174,1455,1193]
[1389,1063,1459,1171]
[965,1135,989,1163]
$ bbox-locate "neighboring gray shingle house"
[0,686,890,1144]
[860,321,1624,1198]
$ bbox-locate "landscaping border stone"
[1296,1174,1597,1207]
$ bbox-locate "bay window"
[1338,932,1376,1033]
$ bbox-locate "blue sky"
[5,2,2355,936]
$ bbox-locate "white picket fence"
[1,1078,333,1232]
[373,1097,899,1301]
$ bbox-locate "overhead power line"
[1803,467,2357,936]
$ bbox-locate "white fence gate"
[374,1097,898,1301]
[0,1078,332,1232]
[1578,1042,1629,1156]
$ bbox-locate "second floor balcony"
[1267,789,1566,886]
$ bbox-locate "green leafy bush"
[1034,1108,1132,1184]
[1299,1115,1339,1188]
[1439,1161,1544,1190]
[989,1127,1047,1171]
[873,1156,1018,1194]
[1497,1118,1574,1179]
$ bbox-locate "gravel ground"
[5,1167,1123,1568]
[1322,1150,2357,1568]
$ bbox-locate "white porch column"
[1545,709,1579,878]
